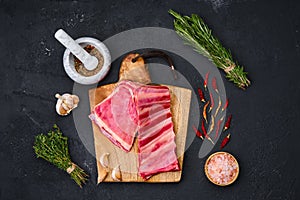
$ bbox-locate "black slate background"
[1,0,300,199]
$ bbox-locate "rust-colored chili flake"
[198,88,206,103]
[74,45,95,69]
[214,96,221,117]
[204,71,210,91]
[222,98,229,111]
[220,134,231,149]
[214,117,224,140]
[208,115,215,135]
[202,119,215,145]
[209,92,214,113]
[192,125,204,140]
[212,77,219,93]
[203,101,210,123]
[224,114,232,131]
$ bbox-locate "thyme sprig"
[169,9,250,89]
[33,124,88,187]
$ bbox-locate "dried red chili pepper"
[214,117,224,140]
[224,114,232,131]
[222,98,229,111]
[192,125,204,140]
[204,72,210,91]
[220,133,231,149]
[214,96,221,117]
[212,77,219,93]
[202,119,215,145]
[198,88,206,103]
[203,101,210,123]
[208,92,214,113]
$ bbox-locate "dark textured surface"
[1,0,300,199]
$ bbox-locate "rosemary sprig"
[33,124,88,188]
[169,9,250,89]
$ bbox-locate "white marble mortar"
[63,37,111,85]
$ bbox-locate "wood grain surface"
[89,84,191,183]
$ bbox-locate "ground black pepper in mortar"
[74,45,104,77]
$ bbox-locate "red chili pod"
[224,114,232,131]
[204,72,210,91]
[192,125,204,140]
[220,134,231,149]
[222,98,229,111]
[212,77,219,93]
[198,88,206,103]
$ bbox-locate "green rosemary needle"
[33,124,88,188]
[169,9,250,89]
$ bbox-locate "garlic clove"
[99,153,110,170]
[64,95,74,109]
[62,102,71,111]
[112,165,122,181]
[55,96,68,116]
[58,105,68,115]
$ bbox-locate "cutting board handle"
[132,50,177,79]
[119,51,177,84]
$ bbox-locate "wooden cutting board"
[89,53,192,183]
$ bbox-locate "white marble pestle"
[54,29,98,71]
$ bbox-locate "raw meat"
[136,85,180,179]
[90,80,179,179]
[89,81,139,152]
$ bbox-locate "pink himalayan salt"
[206,153,238,185]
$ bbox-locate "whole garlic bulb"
[55,93,80,116]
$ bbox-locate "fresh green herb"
[33,124,88,188]
[169,9,250,89]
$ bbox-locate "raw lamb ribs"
[90,80,179,179]
[136,84,180,179]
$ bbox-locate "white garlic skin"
[112,165,122,181]
[99,153,110,169]
[55,93,80,116]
